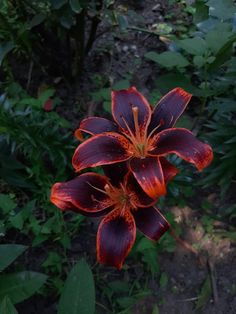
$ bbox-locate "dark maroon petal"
[97,209,136,269]
[160,157,179,183]
[50,173,112,215]
[112,87,151,137]
[129,157,166,199]
[148,88,192,134]
[102,161,129,186]
[72,133,132,172]
[126,173,157,207]
[149,128,213,171]
[133,206,170,241]
[74,117,118,140]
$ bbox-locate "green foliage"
[0,84,74,200]
[0,296,18,314]
[0,244,27,271]
[195,275,212,310]
[0,271,48,304]
[202,111,236,195]
[58,259,95,314]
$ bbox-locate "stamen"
[86,181,108,195]
[121,116,137,143]
[132,106,141,142]
[146,121,163,143]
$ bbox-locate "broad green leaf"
[0,42,14,66]
[195,275,212,310]
[0,271,47,304]
[178,37,207,55]
[145,51,189,68]
[69,0,81,13]
[0,296,18,314]
[207,0,236,20]
[208,34,236,71]
[0,194,16,214]
[58,259,95,314]
[0,244,27,271]
[155,73,198,95]
[206,28,232,53]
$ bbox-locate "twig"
[170,228,198,256]
[208,258,218,304]
[177,297,199,302]
[26,59,33,92]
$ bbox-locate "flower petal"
[126,173,157,207]
[112,87,151,137]
[72,133,132,172]
[149,128,213,171]
[160,157,179,183]
[129,157,166,199]
[148,88,192,134]
[102,161,129,186]
[50,173,112,215]
[133,206,170,241]
[97,209,136,269]
[75,117,118,140]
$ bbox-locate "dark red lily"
[73,87,213,198]
[50,172,170,269]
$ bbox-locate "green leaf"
[195,275,212,310]
[0,244,27,271]
[0,194,16,214]
[117,14,129,32]
[112,79,130,90]
[207,0,236,20]
[29,14,46,29]
[152,304,160,314]
[159,272,168,288]
[69,0,81,13]
[145,51,189,68]
[178,37,207,55]
[58,259,95,314]
[52,0,67,9]
[0,296,18,314]
[9,212,24,230]
[207,34,236,71]
[0,42,14,66]
[193,1,209,24]
[0,271,47,304]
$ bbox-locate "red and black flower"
[50,172,170,269]
[72,87,213,199]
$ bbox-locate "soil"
[6,0,236,313]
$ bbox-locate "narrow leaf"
[58,259,95,314]
[195,275,212,310]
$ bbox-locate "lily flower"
[50,172,170,269]
[72,87,213,198]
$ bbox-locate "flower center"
[121,106,148,158]
[89,182,138,215]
